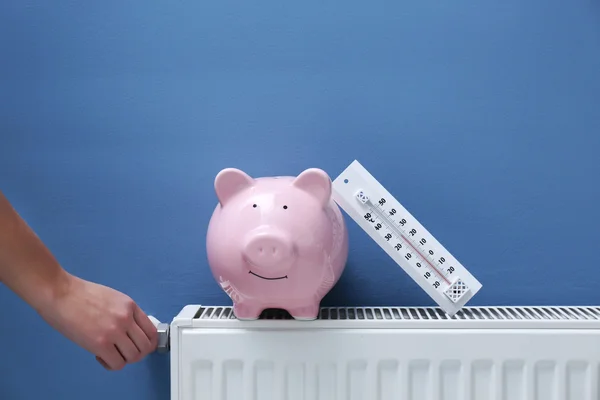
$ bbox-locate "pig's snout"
[243,229,294,274]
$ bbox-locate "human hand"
[37,275,158,370]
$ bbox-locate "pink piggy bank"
[206,167,349,320]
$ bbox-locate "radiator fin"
[502,360,524,400]
[408,360,430,399]
[567,361,590,400]
[193,305,600,321]
[192,360,212,400]
[223,360,243,399]
[254,360,274,400]
[472,360,493,399]
[285,364,304,400]
[378,360,399,400]
[534,360,556,400]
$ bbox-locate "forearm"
[0,191,71,312]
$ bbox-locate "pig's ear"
[214,168,254,206]
[292,168,332,207]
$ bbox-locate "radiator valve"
[148,315,170,353]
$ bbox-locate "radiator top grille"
[193,306,600,321]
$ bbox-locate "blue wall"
[1,1,599,398]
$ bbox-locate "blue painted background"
[1,1,599,398]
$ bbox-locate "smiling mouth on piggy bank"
[248,270,288,280]
[244,258,289,280]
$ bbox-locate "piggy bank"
[206,167,349,320]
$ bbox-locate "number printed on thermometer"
[362,196,454,290]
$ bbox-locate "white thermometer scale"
[332,160,482,316]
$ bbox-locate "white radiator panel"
[169,306,600,400]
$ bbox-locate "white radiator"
[158,305,600,400]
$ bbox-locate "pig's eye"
[283,205,288,210]
[253,204,257,208]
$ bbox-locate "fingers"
[127,323,154,356]
[133,305,158,349]
[115,333,143,364]
[98,330,146,369]
[96,346,127,371]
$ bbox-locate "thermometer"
[332,160,482,316]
